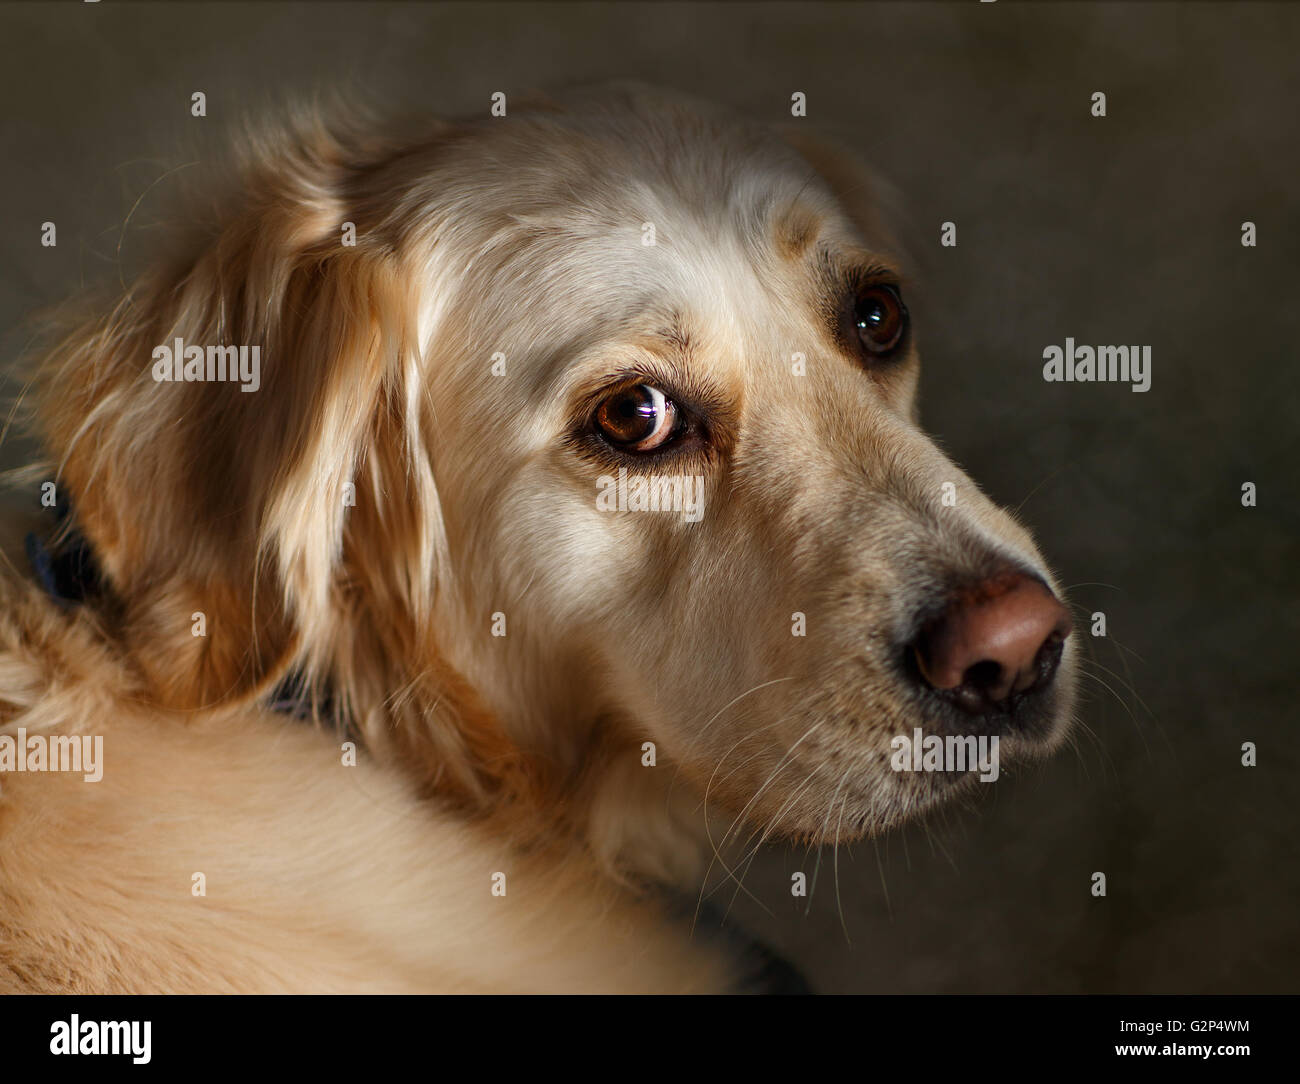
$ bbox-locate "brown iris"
[594,384,679,452]
[854,284,907,355]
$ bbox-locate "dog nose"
[911,571,1072,713]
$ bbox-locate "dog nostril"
[962,659,1005,693]
[911,571,1072,713]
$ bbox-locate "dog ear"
[36,120,445,714]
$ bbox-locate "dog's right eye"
[593,384,681,453]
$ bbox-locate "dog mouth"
[743,640,1076,848]
[738,691,1071,848]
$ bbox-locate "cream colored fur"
[0,84,1074,992]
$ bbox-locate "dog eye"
[854,284,908,356]
[594,384,680,452]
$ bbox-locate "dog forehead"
[438,96,841,256]
[416,100,877,400]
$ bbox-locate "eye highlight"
[853,284,908,356]
[593,384,680,453]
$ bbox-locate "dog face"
[41,85,1075,860]
[401,88,1077,843]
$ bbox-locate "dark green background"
[1,1,1295,993]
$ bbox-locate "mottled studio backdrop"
[0,1,1295,992]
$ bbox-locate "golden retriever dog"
[0,83,1076,993]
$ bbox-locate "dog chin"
[830,768,992,845]
[790,698,1074,846]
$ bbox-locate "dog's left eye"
[853,284,908,356]
[594,384,680,453]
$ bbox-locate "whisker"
[1076,666,1151,759]
[717,721,824,857]
[833,792,852,946]
[806,766,853,915]
[721,769,821,922]
[871,833,891,916]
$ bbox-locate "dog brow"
[657,319,693,358]
[773,200,823,261]
[817,243,900,292]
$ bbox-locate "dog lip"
[891,642,1072,744]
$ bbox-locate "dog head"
[35,84,1075,871]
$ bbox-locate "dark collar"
[25,502,100,607]
[27,501,315,719]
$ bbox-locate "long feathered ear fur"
[29,112,533,814]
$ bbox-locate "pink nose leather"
[915,572,1072,704]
